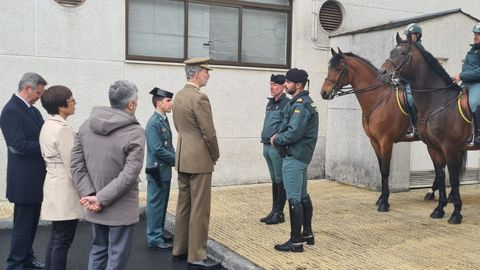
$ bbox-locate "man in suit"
[145,87,175,250]
[172,57,221,270]
[0,72,48,269]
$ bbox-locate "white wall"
[1,0,479,201]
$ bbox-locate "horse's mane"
[410,42,461,91]
[330,52,378,72]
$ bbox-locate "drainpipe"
[311,0,330,51]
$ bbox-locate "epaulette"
[296,98,303,103]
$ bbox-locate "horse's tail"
[460,151,468,178]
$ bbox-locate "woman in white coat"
[39,85,83,270]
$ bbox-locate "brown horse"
[321,48,432,212]
[378,33,469,224]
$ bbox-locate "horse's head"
[321,48,349,100]
[378,33,417,84]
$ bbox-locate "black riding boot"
[301,194,314,245]
[265,182,286,225]
[407,105,418,138]
[274,199,304,252]
[260,183,278,222]
[474,107,480,145]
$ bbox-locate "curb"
[164,213,262,270]
[0,204,261,270]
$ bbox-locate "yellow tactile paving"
[167,180,480,270]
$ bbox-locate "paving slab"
[166,180,480,270]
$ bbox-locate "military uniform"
[461,23,480,144]
[260,74,289,225]
[145,88,175,249]
[404,23,423,137]
[272,68,318,253]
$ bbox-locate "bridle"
[324,61,349,97]
[385,43,414,83]
[324,58,386,97]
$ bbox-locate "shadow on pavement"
[0,216,195,270]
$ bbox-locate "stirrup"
[406,129,416,138]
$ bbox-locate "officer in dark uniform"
[260,74,289,225]
[145,87,176,250]
[453,22,480,145]
[404,23,423,138]
[270,68,318,253]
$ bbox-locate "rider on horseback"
[452,23,480,145]
[404,23,422,138]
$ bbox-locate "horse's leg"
[446,151,465,224]
[369,138,386,207]
[426,145,447,219]
[424,177,438,201]
[372,138,392,212]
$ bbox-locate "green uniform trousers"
[146,180,171,246]
[263,144,283,184]
[282,156,309,201]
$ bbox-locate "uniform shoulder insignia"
[296,98,303,103]
[294,108,301,114]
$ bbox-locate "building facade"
[1,0,479,201]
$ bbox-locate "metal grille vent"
[54,0,86,7]
[319,1,343,32]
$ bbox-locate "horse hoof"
[375,198,381,206]
[377,203,390,212]
[448,214,463,224]
[424,193,435,201]
[430,210,445,219]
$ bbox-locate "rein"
[336,83,386,96]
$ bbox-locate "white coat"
[39,115,84,221]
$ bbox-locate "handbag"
[145,162,160,181]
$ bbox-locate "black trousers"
[6,203,42,270]
[45,219,79,270]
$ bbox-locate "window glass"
[245,0,289,5]
[242,9,287,65]
[128,0,184,58]
[188,3,239,61]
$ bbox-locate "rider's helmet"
[472,22,480,33]
[404,23,422,36]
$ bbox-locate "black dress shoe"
[188,258,221,270]
[161,234,173,243]
[274,239,304,253]
[265,212,285,225]
[24,258,45,269]
[172,253,188,261]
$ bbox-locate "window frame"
[125,0,292,68]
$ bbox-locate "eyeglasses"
[67,98,76,104]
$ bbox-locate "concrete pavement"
[2,180,480,269]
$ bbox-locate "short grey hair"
[109,80,138,110]
[185,65,203,80]
[18,72,47,91]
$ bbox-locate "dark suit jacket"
[0,94,46,203]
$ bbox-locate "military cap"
[286,68,309,83]
[149,87,173,98]
[183,57,212,70]
[271,74,286,84]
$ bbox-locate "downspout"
[311,0,330,51]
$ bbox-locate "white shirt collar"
[15,93,31,108]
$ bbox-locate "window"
[127,0,292,68]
